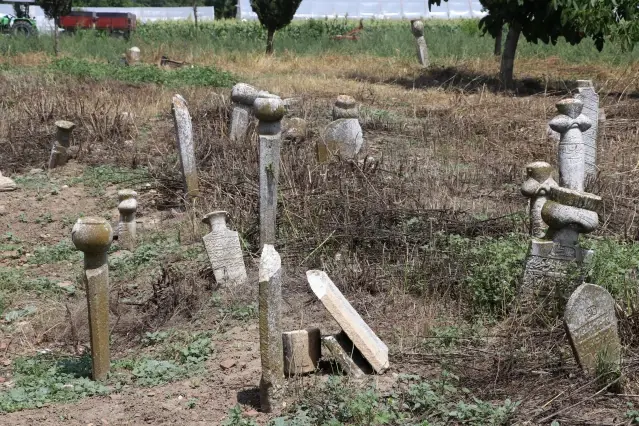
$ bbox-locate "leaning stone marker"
[320,95,364,162]
[410,20,429,67]
[71,217,113,381]
[0,171,16,192]
[230,83,259,142]
[171,94,199,199]
[306,270,389,373]
[282,328,321,376]
[117,189,137,251]
[322,331,373,378]
[575,80,599,184]
[48,120,76,169]
[201,211,247,287]
[564,283,621,374]
[259,244,284,413]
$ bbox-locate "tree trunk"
[266,28,274,55]
[54,24,59,57]
[500,23,521,90]
[193,4,198,28]
[494,23,503,56]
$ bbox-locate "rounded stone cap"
[129,46,140,53]
[254,98,285,122]
[556,98,583,118]
[231,83,259,105]
[117,189,137,202]
[202,210,228,225]
[55,120,76,131]
[335,95,356,110]
[72,217,113,253]
[410,20,424,36]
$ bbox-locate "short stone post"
[259,244,284,413]
[282,328,321,376]
[319,95,364,162]
[410,20,429,67]
[520,161,556,238]
[230,83,259,142]
[126,46,141,65]
[71,217,113,381]
[255,97,285,248]
[171,94,199,199]
[201,211,247,287]
[48,120,76,169]
[117,189,137,251]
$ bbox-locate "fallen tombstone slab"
[321,331,373,378]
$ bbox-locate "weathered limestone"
[171,94,199,199]
[282,117,307,143]
[126,46,141,65]
[48,120,76,169]
[0,171,16,192]
[71,217,113,381]
[201,211,247,287]
[282,328,321,376]
[255,97,285,247]
[230,83,259,142]
[410,20,429,67]
[319,95,364,162]
[306,270,389,373]
[259,244,284,413]
[575,80,599,183]
[564,283,621,374]
[117,189,137,251]
[322,331,373,378]
[521,161,557,238]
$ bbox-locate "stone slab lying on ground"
[306,270,389,373]
[282,328,321,376]
[0,171,16,192]
[321,331,373,378]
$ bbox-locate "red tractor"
[59,11,136,39]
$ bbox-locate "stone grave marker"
[564,283,621,373]
[171,94,199,199]
[575,80,599,183]
[282,328,321,376]
[306,270,389,373]
[319,95,364,162]
[521,161,556,238]
[201,211,247,287]
[48,120,76,169]
[230,83,259,142]
[410,20,429,67]
[0,171,16,192]
[117,189,137,251]
[322,331,373,378]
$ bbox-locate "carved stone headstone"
[259,244,284,413]
[171,94,199,199]
[521,161,556,238]
[201,211,247,287]
[71,217,113,381]
[0,171,16,192]
[48,120,76,169]
[564,283,621,374]
[255,97,285,247]
[282,328,321,376]
[410,20,429,67]
[575,80,599,184]
[117,189,137,251]
[306,270,389,373]
[319,95,364,162]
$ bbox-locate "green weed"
[80,165,151,191]
[223,405,258,426]
[28,240,79,265]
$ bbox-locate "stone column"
[48,120,76,169]
[201,210,247,287]
[171,94,199,199]
[255,97,285,248]
[319,95,364,162]
[410,20,429,67]
[71,217,113,381]
[575,80,599,184]
[117,189,137,251]
[259,244,284,413]
[521,161,556,238]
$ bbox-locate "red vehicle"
[59,11,136,39]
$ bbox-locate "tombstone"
[410,20,429,67]
[282,328,321,376]
[259,244,284,413]
[521,162,556,238]
[126,46,141,66]
[306,270,389,373]
[575,80,599,184]
[321,331,373,378]
[201,211,247,287]
[521,99,602,310]
[282,117,307,143]
[255,97,285,248]
[0,171,16,192]
[171,94,199,199]
[230,83,259,142]
[71,217,113,381]
[48,120,76,169]
[319,95,364,162]
[117,189,137,251]
[564,283,621,374]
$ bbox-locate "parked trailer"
[58,11,135,38]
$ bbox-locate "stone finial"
[117,189,138,251]
[126,46,141,65]
[410,19,424,37]
[333,95,359,120]
[171,94,199,199]
[202,210,228,232]
[521,161,556,238]
[259,244,284,413]
[320,95,364,162]
[254,97,286,134]
[71,217,113,381]
[0,171,17,192]
[202,211,247,287]
[410,19,429,67]
[48,120,76,169]
[231,83,260,106]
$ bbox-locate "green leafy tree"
[249,0,302,54]
[206,0,237,19]
[37,0,73,56]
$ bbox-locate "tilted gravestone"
[321,331,373,378]
[230,83,259,142]
[201,211,247,287]
[171,94,199,199]
[319,95,364,162]
[564,283,621,374]
[410,20,429,67]
[575,80,599,184]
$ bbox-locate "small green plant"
[626,403,639,424]
[220,302,258,321]
[28,240,79,265]
[594,346,622,393]
[34,212,54,225]
[17,213,27,223]
[186,398,198,409]
[222,405,258,426]
[4,305,36,323]
[142,331,170,346]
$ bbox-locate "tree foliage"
[250,0,302,53]
[37,0,73,23]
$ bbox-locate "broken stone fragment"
[321,331,373,378]
[282,328,321,376]
[282,117,307,142]
[0,171,16,192]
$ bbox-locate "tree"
[37,0,72,56]
[249,0,302,54]
[206,0,237,19]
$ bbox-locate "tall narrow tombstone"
[117,189,137,251]
[282,328,321,376]
[306,270,389,373]
[255,97,285,247]
[71,217,113,381]
[201,211,247,287]
[230,83,259,142]
[410,20,429,67]
[521,162,556,238]
[259,244,284,413]
[48,120,76,169]
[171,95,199,199]
[575,80,599,184]
[0,171,16,192]
[319,95,364,162]
[564,283,621,374]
